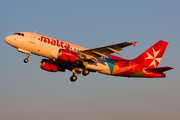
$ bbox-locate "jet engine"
[50,49,79,63]
[40,59,65,72]
[58,49,78,62]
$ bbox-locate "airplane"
[5,31,173,82]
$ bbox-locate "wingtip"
[132,41,137,46]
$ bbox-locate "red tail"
[132,40,169,68]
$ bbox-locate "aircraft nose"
[5,35,11,44]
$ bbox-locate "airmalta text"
[40,36,70,49]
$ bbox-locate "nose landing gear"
[24,58,29,63]
[23,53,31,63]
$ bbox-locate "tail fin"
[132,40,169,68]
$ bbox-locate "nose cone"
[5,35,11,44]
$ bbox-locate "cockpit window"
[14,33,24,36]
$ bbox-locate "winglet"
[132,41,137,46]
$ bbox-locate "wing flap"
[107,47,120,54]
[92,50,108,58]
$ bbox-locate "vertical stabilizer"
[132,40,168,68]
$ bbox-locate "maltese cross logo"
[145,47,162,68]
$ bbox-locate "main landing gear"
[82,69,89,76]
[23,53,31,63]
[70,70,90,82]
[70,74,77,82]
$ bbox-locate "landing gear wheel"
[24,58,29,63]
[82,70,89,76]
[70,75,77,82]
[23,53,31,63]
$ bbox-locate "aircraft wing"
[78,41,137,61]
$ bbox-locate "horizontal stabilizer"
[145,66,173,73]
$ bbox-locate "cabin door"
[30,33,36,44]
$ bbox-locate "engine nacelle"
[58,49,78,62]
[40,59,65,72]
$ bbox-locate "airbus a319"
[5,31,173,82]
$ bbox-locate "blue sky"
[0,0,180,120]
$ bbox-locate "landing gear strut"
[70,74,77,82]
[24,53,30,63]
